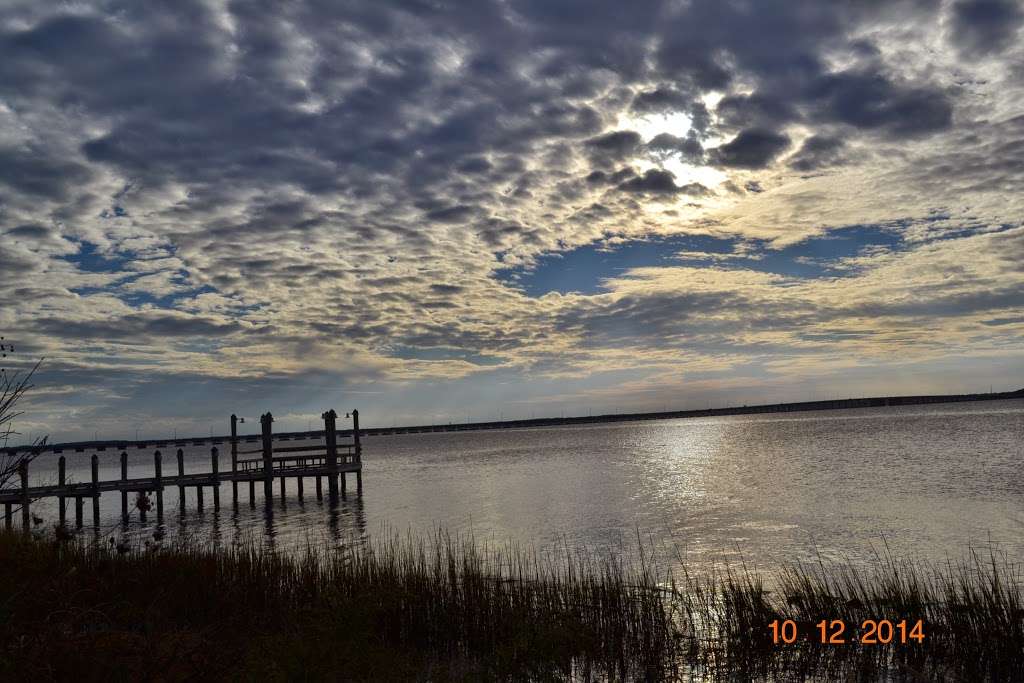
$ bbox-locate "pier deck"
[0,461,364,505]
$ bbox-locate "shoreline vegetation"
[2,529,1022,681]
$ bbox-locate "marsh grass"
[1,528,1022,681]
[0,528,681,681]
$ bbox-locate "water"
[20,399,1024,574]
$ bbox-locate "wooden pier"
[0,409,363,531]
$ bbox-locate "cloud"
[0,147,94,201]
[630,86,695,114]
[949,0,1024,58]
[804,70,953,137]
[646,133,704,163]
[425,205,479,223]
[715,93,797,131]
[617,169,709,196]
[583,130,643,165]
[31,312,244,340]
[708,129,791,169]
[789,135,847,172]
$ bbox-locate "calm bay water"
[26,399,1024,574]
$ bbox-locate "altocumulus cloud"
[0,0,1021,438]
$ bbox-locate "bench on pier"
[236,452,359,473]
[234,442,358,473]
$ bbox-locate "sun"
[616,109,694,141]
[615,109,729,189]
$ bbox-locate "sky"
[1,0,1023,443]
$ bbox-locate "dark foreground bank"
[1,530,1022,681]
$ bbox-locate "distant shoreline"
[6,387,1022,456]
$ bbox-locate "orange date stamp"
[769,619,925,645]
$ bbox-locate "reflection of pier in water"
[0,409,365,535]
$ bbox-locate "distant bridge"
[3,388,1021,457]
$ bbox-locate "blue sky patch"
[496,224,911,297]
[63,240,129,273]
[495,234,737,296]
[65,242,224,310]
[390,345,506,366]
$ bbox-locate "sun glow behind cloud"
[616,109,730,189]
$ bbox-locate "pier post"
[177,449,185,513]
[323,409,339,499]
[4,503,10,529]
[315,475,322,500]
[19,460,29,532]
[261,413,274,504]
[352,409,361,463]
[120,451,129,523]
[197,484,204,511]
[155,450,164,520]
[75,497,83,527]
[352,409,362,494]
[211,447,220,510]
[341,471,346,496]
[58,456,66,528]
[91,454,100,526]
[297,474,303,499]
[249,479,255,507]
[279,474,286,506]
[230,414,238,507]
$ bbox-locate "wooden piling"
[323,409,339,499]
[75,497,84,528]
[177,448,185,513]
[341,471,347,497]
[352,409,361,463]
[297,475,303,499]
[197,485,204,511]
[315,475,322,500]
[58,456,66,527]
[120,451,129,523]
[352,409,363,494]
[249,479,255,507]
[91,454,100,526]
[155,450,164,520]
[211,447,220,510]
[19,460,29,532]
[261,413,274,504]
[230,415,238,507]
[279,475,286,505]
[4,502,11,529]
